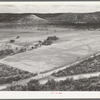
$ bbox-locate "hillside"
[45,12,100,24]
[0,12,100,28]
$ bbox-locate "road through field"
[0,71,100,90]
[1,30,100,90]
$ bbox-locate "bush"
[0,63,36,85]
[42,40,52,45]
[16,36,20,39]
[27,79,40,91]
[0,49,14,58]
[9,39,15,43]
[7,84,27,91]
[5,76,100,91]
[42,36,59,46]
[44,79,57,90]
[47,36,59,41]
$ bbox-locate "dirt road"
[0,71,100,90]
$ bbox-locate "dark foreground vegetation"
[52,54,100,77]
[5,75,100,91]
[0,49,14,59]
[0,63,36,85]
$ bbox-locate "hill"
[0,12,100,28]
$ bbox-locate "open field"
[1,28,100,74]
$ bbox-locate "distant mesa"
[17,15,47,24]
[0,12,100,28]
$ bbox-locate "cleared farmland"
[1,29,100,74]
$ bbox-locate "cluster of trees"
[9,36,20,43]
[6,75,100,91]
[42,36,59,45]
[73,23,100,30]
[0,47,28,59]
[9,39,15,43]
[51,23,100,30]
[0,64,36,85]
[52,54,100,77]
[0,49,14,58]
[0,36,59,59]
[0,36,21,58]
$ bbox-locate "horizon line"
[0,11,100,14]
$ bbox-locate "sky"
[0,2,100,13]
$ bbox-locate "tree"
[16,36,20,39]
[45,79,57,90]
[27,79,40,91]
[7,84,27,91]
[10,39,15,43]
[42,40,52,45]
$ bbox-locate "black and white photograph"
[1,1,100,93]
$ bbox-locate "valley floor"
[1,29,100,74]
[1,28,100,90]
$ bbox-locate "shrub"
[9,39,15,43]
[5,76,100,91]
[7,84,27,91]
[42,36,59,46]
[0,49,14,57]
[47,36,59,41]
[45,79,57,90]
[42,40,52,45]
[16,36,20,39]
[0,63,36,85]
[27,79,40,91]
